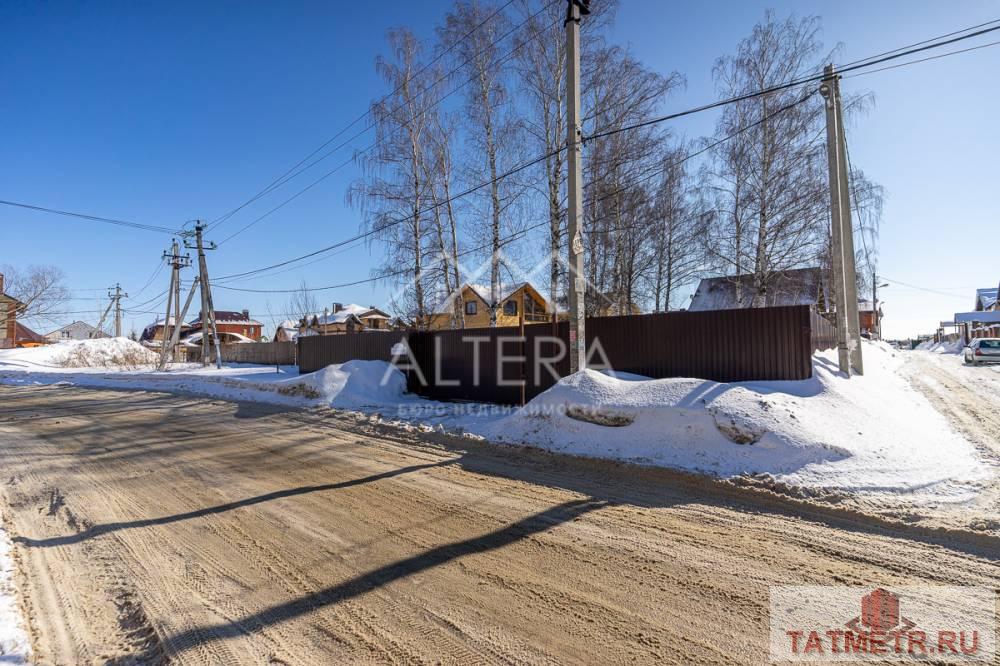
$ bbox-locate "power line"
[0,199,178,234]
[585,21,1000,143]
[843,38,1000,79]
[209,0,553,238]
[881,277,973,300]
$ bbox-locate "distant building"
[14,322,47,348]
[275,303,393,341]
[423,283,552,330]
[139,317,193,347]
[45,320,105,342]
[689,268,830,312]
[0,272,24,349]
[187,309,263,342]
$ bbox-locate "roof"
[689,268,826,311]
[429,282,550,314]
[45,320,101,335]
[975,287,998,311]
[15,322,45,343]
[190,311,263,326]
[955,310,1000,324]
[306,304,388,326]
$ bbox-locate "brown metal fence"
[293,305,833,406]
[297,331,406,374]
[809,309,837,353]
[186,341,296,365]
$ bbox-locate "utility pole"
[110,283,128,338]
[565,0,589,375]
[158,239,191,371]
[820,65,864,376]
[184,222,222,369]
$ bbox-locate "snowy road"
[1,383,998,664]
[902,351,1000,529]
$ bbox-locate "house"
[15,322,48,348]
[276,303,394,341]
[139,317,193,347]
[187,310,263,342]
[953,282,1000,341]
[857,300,884,338]
[45,320,106,342]
[424,283,552,330]
[689,268,830,312]
[0,272,24,349]
[974,286,998,312]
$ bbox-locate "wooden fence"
[809,308,837,353]
[297,331,406,374]
[186,341,296,365]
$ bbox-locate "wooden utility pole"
[184,222,222,369]
[565,0,589,375]
[820,65,864,376]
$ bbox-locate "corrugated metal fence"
[292,305,837,405]
[297,331,406,374]
[404,305,824,404]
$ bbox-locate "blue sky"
[2,0,997,339]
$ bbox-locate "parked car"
[963,338,1000,365]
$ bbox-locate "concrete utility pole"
[565,0,589,375]
[158,239,191,371]
[184,222,222,369]
[820,65,864,376]
[110,283,128,338]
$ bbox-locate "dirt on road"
[1,382,998,665]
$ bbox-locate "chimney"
[242,308,249,319]
[332,302,343,313]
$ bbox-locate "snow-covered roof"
[689,268,826,311]
[305,304,389,326]
[189,310,263,326]
[180,331,255,346]
[975,287,998,311]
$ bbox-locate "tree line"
[348,2,883,326]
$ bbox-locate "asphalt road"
[1,382,998,664]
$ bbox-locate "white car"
[963,338,1000,365]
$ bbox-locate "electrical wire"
[209,0,554,237]
[0,199,178,235]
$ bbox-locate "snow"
[0,339,990,505]
[0,337,158,370]
[0,527,30,664]
[916,338,964,354]
[469,342,988,502]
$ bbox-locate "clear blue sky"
[2,0,997,339]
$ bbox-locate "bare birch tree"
[348,29,435,324]
[0,264,70,326]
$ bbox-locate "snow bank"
[916,339,964,354]
[0,338,158,370]
[475,341,988,502]
[0,527,30,664]
[282,360,414,409]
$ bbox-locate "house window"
[465,301,477,315]
[504,299,517,316]
[62,331,70,339]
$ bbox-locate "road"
[1,382,998,665]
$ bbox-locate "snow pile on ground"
[0,340,989,503]
[0,527,30,664]
[0,338,158,370]
[474,342,988,501]
[282,360,415,409]
[916,338,964,354]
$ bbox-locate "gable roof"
[975,287,998,311]
[689,268,827,311]
[15,322,45,343]
[45,320,100,336]
[430,282,550,314]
